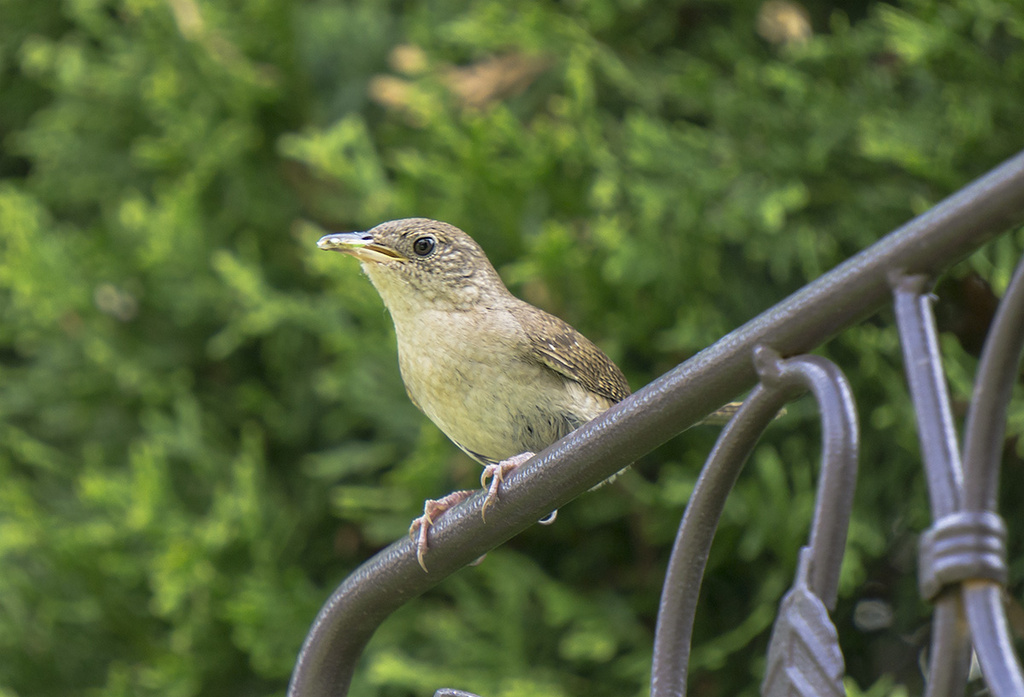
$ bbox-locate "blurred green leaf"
[1,0,1023,695]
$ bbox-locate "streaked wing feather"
[512,304,630,404]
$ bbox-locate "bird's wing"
[511,304,631,404]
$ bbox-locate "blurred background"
[2,0,1024,695]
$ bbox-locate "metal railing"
[287,149,1024,697]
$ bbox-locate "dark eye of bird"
[412,236,436,257]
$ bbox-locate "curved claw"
[408,517,432,572]
[406,451,541,571]
[407,489,475,572]
[479,452,535,521]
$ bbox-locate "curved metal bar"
[964,583,1024,697]
[651,380,797,697]
[892,263,1024,696]
[962,253,1024,512]
[957,253,1024,695]
[925,601,973,697]
[286,461,594,697]
[652,349,857,697]
[758,351,859,609]
[756,352,858,697]
[891,274,964,518]
[891,274,974,697]
[289,150,1024,697]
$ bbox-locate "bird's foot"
[479,451,535,520]
[409,489,475,572]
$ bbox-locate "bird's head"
[317,218,511,312]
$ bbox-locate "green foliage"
[1,0,1023,695]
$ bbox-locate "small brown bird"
[319,218,632,569]
[319,218,738,570]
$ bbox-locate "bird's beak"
[317,232,408,264]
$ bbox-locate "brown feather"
[511,303,631,404]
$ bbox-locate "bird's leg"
[409,489,475,572]
[410,451,552,571]
[479,451,535,520]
